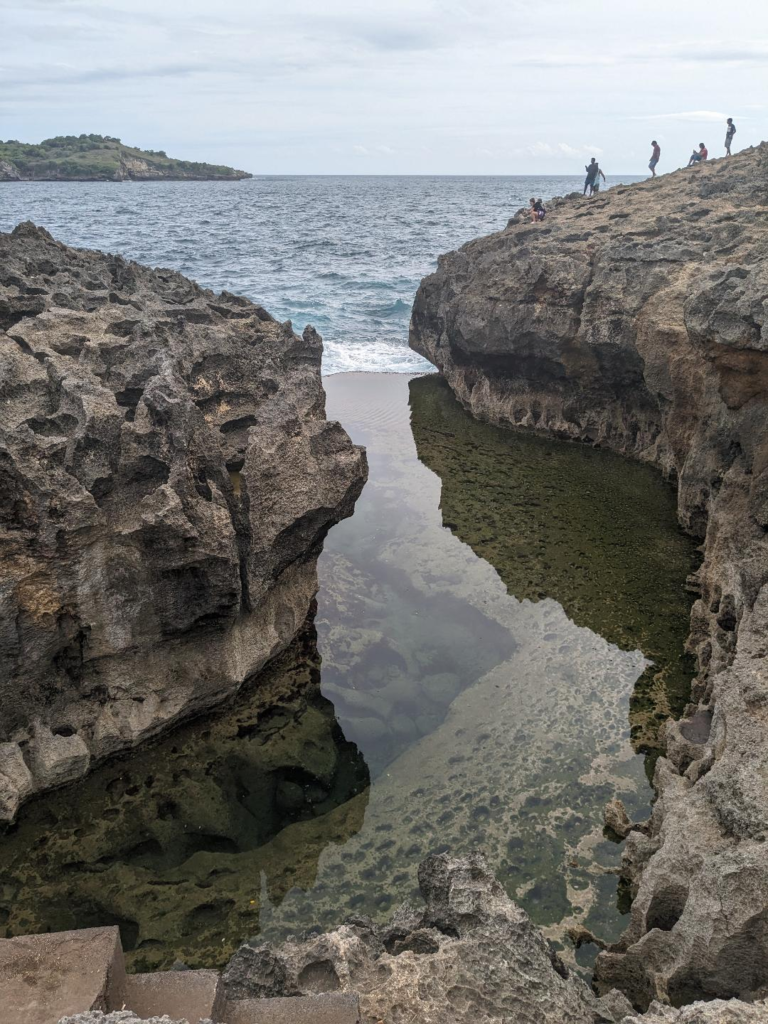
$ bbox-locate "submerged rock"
[410,146,768,1008]
[0,223,367,818]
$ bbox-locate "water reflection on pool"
[0,372,696,973]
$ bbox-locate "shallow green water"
[409,375,698,753]
[0,372,697,973]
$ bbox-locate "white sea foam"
[323,337,433,375]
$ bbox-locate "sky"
[2,0,767,175]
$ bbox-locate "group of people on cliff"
[649,117,736,177]
[531,116,738,220]
[654,117,735,175]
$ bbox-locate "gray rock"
[27,723,91,789]
[0,223,367,819]
[409,145,768,1009]
[57,1015,198,1024]
[0,160,21,181]
[619,998,768,1022]
[223,851,606,1023]
[0,742,33,819]
[604,798,633,840]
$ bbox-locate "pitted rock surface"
[0,222,366,818]
[57,1017,204,1024]
[620,1000,768,1023]
[224,852,622,1023]
[410,146,768,1008]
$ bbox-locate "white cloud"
[630,110,729,122]
[522,142,603,160]
[1,0,766,172]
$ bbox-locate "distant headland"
[0,134,252,181]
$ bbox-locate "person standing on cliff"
[725,118,737,156]
[588,162,606,195]
[649,140,661,177]
[584,158,603,195]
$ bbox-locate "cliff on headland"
[411,145,768,1009]
[0,222,366,819]
[0,134,251,181]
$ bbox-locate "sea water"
[0,174,641,374]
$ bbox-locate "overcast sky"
[2,0,767,175]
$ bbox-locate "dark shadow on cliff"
[409,375,699,758]
[0,616,370,972]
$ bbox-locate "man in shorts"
[725,118,736,156]
[649,140,661,177]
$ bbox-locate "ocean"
[0,174,641,373]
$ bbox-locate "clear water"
[0,175,641,373]
[0,374,696,976]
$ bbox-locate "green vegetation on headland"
[0,133,252,181]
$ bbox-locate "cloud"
[2,0,767,172]
[630,110,729,122]
[1,61,204,88]
[523,142,603,159]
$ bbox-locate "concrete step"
[0,925,125,1024]
[111,969,225,1023]
[222,993,361,1024]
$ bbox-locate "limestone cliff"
[410,145,768,1008]
[0,223,366,819]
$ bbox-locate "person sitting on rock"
[725,118,737,156]
[688,143,708,166]
[529,198,546,222]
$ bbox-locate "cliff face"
[410,146,768,1008]
[0,222,366,819]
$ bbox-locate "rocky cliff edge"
[410,145,768,1009]
[0,222,367,819]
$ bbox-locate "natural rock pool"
[0,373,698,974]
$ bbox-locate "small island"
[0,133,252,181]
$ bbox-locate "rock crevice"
[410,146,768,1009]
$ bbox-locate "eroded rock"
[410,146,768,1009]
[0,223,367,817]
[58,1016,206,1024]
[223,852,616,1023]
[620,999,768,1023]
